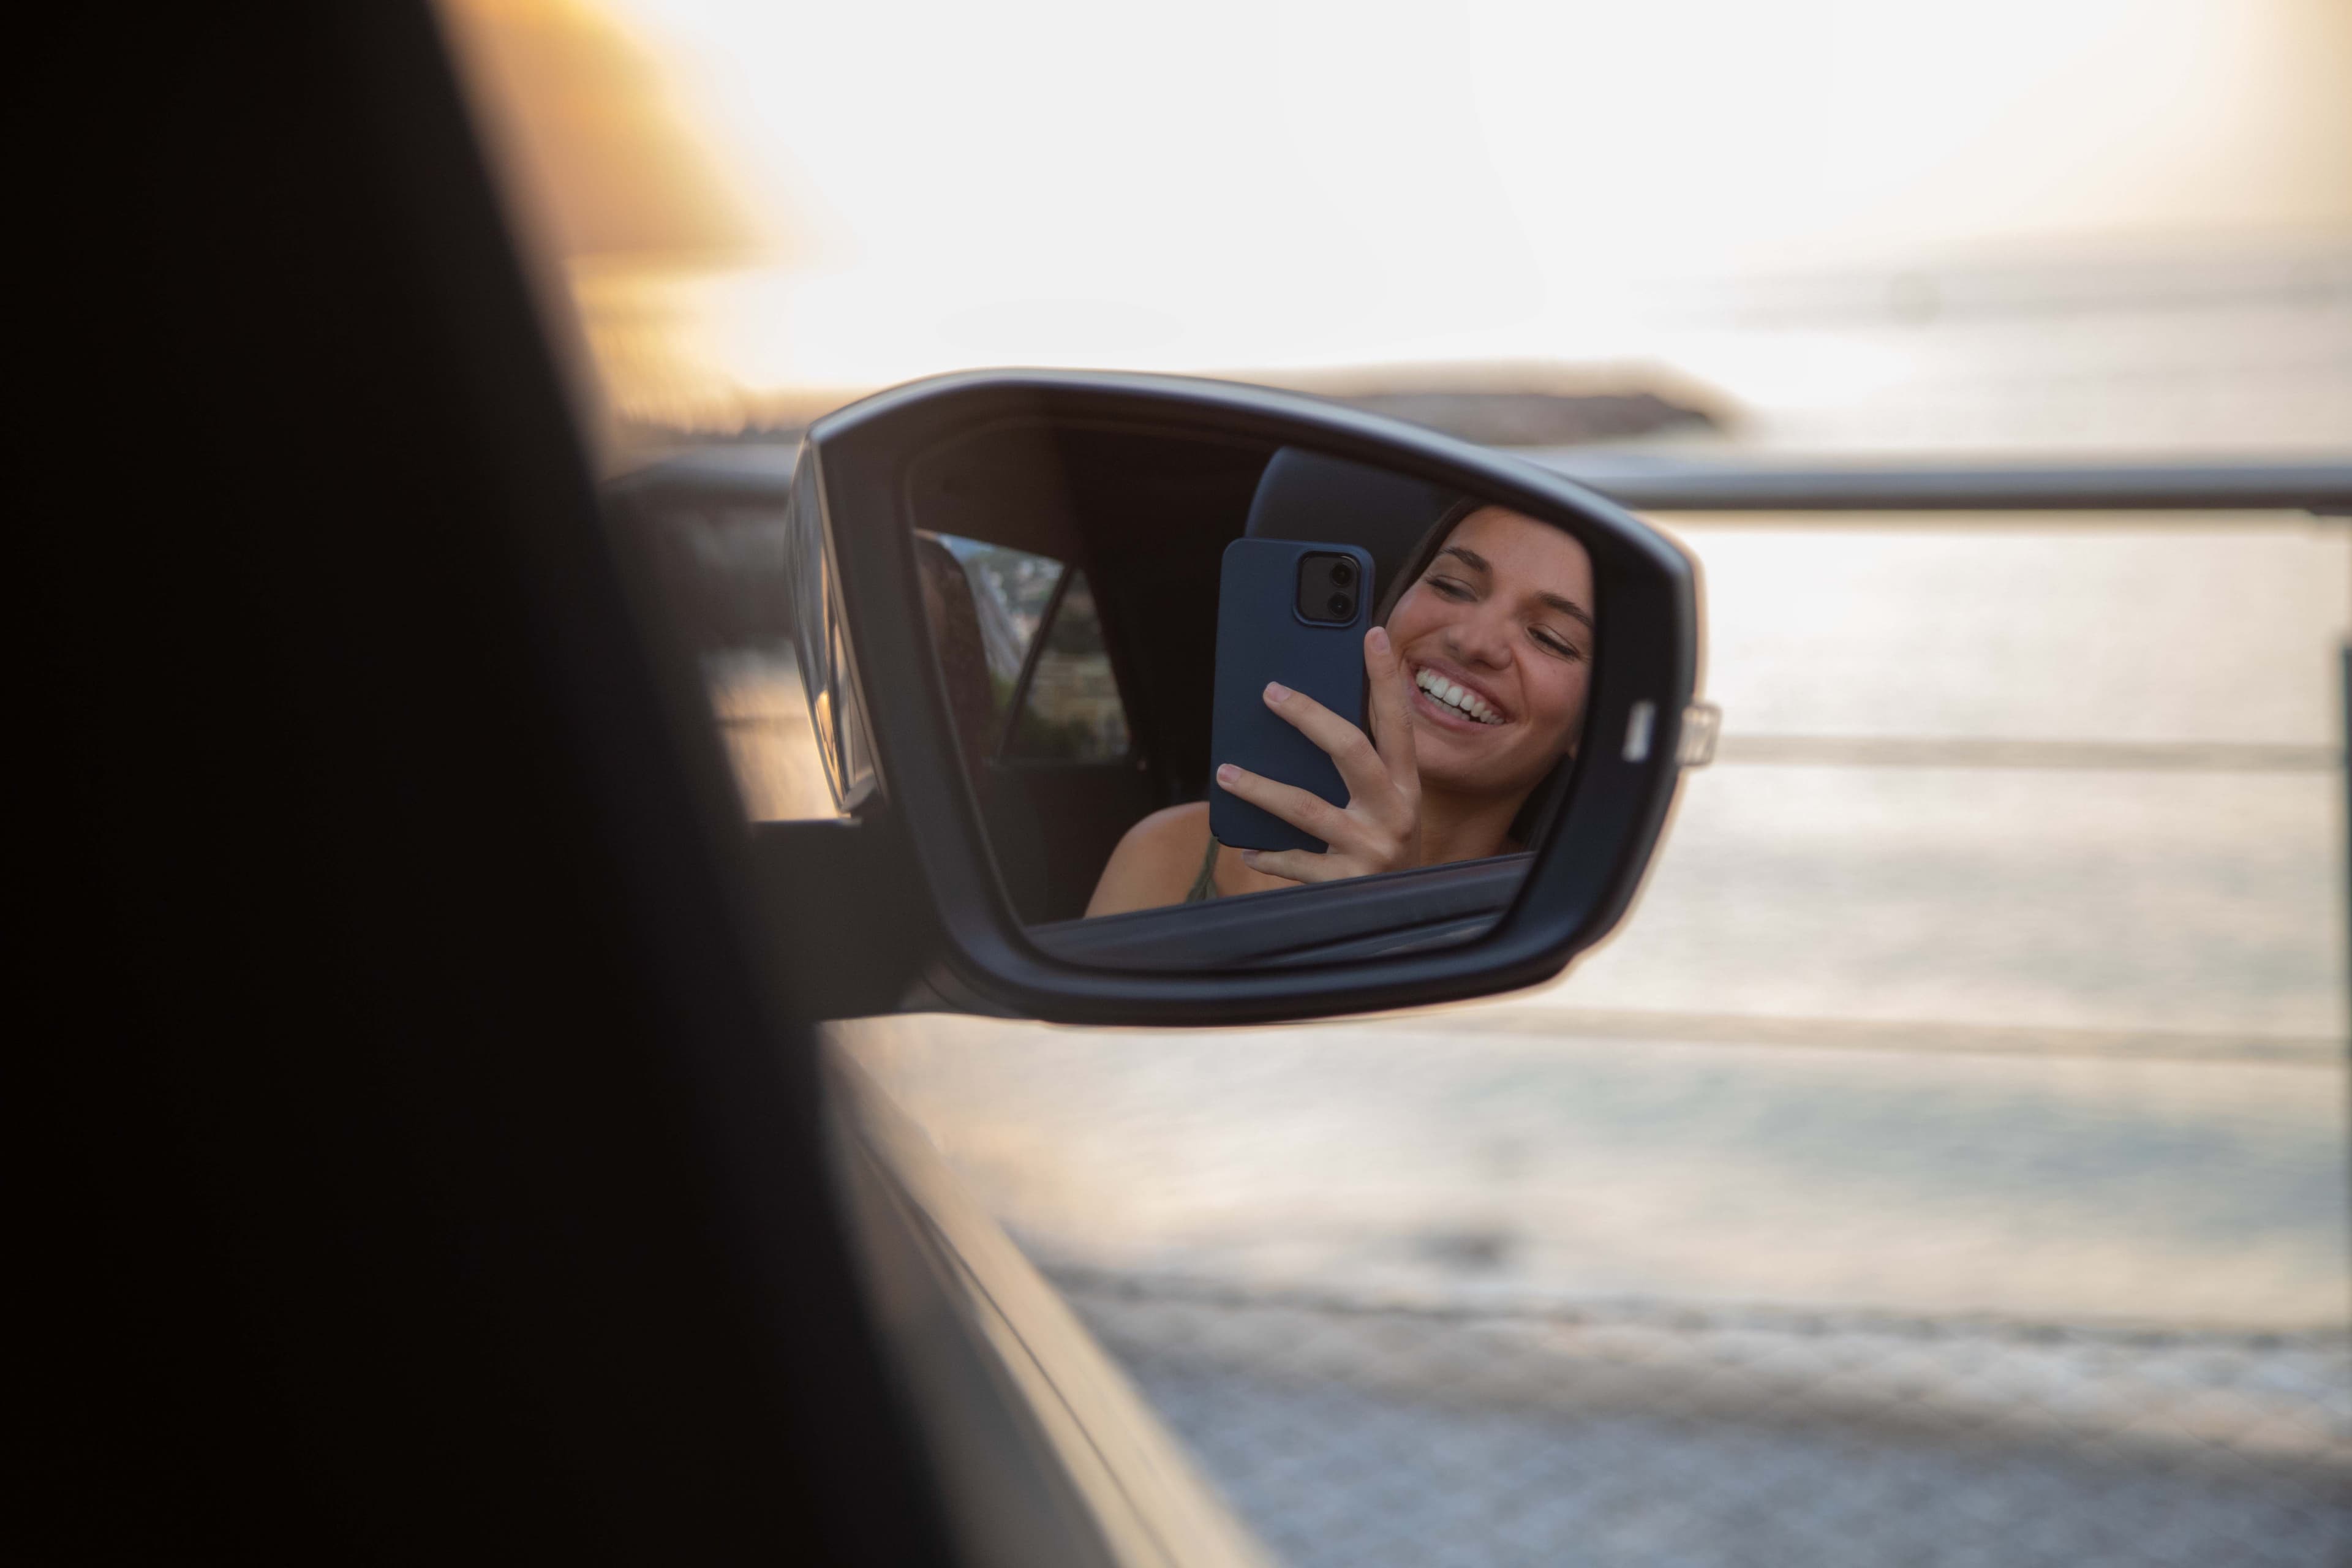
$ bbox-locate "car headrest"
[1243,447,1461,609]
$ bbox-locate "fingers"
[1235,846,1339,884]
[1362,625,1420,794]
[1215,762,1349,847]
[1259,680,1389,805]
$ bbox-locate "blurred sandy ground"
[835,511,2351,1332]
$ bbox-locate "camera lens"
[1330,560,1355,587]
[1329,593,1353,617]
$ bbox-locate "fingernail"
[1238,849,1259,865]
[1368,627,1390,652]
[1264,681,1291,703]
[1216,763,1238,785]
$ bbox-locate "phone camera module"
[1297,552,1364,623]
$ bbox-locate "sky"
[442,0,2352,446]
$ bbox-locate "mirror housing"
[765,370,1702,1026]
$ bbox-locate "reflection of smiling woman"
[1087,504,1596,916]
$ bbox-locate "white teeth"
[1414,668,1499,725]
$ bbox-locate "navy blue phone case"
[1208,538,1376,853]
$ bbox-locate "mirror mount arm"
[750,814,950,1020]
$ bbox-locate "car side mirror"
[754,370,1706,1026]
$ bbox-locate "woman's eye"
[1533,630,1585,661]
[1426,576,1473,600]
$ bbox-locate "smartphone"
[1208,537,1376,853]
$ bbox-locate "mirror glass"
[903,421,1602,970]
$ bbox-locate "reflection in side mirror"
[776,371,1700,1024]
[903,428,1605,969]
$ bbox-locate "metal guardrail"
[1708,734,2344,771]
[1531,452,2352,514]
[625,442,2352,516]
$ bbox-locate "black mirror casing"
[785,370,1702,1026]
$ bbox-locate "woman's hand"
[1215,625,1422,884]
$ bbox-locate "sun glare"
[442,0,2352,447]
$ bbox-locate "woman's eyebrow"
[1434,544,1593,628]
[1538,592,1595,631]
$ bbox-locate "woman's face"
[1382,505,1596,801]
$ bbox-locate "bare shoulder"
[1085,802,1213,917]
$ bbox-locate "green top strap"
[1182,831,1221,903]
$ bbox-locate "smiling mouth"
[1412,665,1503,725]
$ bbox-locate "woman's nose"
[1446,604,1515,666]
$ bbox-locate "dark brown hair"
[1372,496,1489,627]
